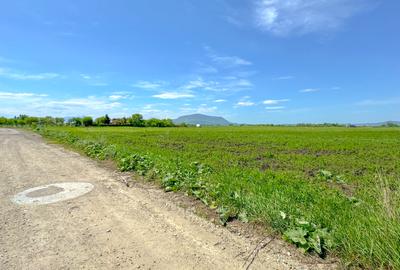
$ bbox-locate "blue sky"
[0,0,399,124]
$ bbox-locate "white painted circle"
[12,182,94,205]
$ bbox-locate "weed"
[118,153,153,175]
[281,213,334,257]
[318,169,346,184]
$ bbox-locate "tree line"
[0,114,181,127]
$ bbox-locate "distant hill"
[354,121,400,127]
[173,114,231,126]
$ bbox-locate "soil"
[0,128,338,269]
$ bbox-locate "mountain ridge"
[354,121,400,127]
[173,114,231,126]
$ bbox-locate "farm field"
[37,126,400,268]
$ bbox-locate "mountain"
[354,121,400,127]
[173,114,231,126]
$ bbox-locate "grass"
[36,126,400,268]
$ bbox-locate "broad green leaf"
[284,228,308,245]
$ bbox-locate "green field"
[37,126,400,268]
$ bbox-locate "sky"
[0,0,399,124]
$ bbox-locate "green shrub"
[118,154,153,175]
[282,216,334,257]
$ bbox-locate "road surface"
[0,128,335,269]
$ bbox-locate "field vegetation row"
[26,126,400,268]
[0,114,178,127]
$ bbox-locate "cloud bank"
[255,0,373,36]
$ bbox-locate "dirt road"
[0,128,335,269]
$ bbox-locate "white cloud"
[197,105,218,114]
[265,106,285,110]
[180,104,218,114]
[255,0,372,36]
[132,80,163,89]
[89,82,108,86]
[80,74,92,80]
[236,101,255,107]
[300,88,319,93]
[143,104,156,110]
[214,99,227,103]
[79,73,108,86]
[234,70,258,78]
[259,5,278,25]
[135,104,159,115]
[197,64,218,74]
[109,95,127,101]
[235,79,253,87]
[108,91,133,101]
[46,97,121,110]
[211,55,252,67]
[135,104,178,119]
[263,99,290,105]
[356,98,400,106]
[152,92,195,99]
[141,108,162,114]
[182,78,216,90]
[181,77,253,92]
[0,67,60,80]
[205,46,252,68]
[0,93,124,117]
[0,91,48,99]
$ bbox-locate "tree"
[96,114,111,126]
[39,116,56,126]
[25,117,39,125]
[55,117,65,126]
[161,118,174,127]
[82,116,93,127]
[129,114,144,127]
[144,118,175,127]
[95,116,108,126]
[104,114,110,125]
[0,117,7,125]
[68,117,82,126]
[145,118,160,127]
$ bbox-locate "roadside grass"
[35,126,400,268]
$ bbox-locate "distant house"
[111,118,129,126]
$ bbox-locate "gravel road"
[0,128,336,269]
